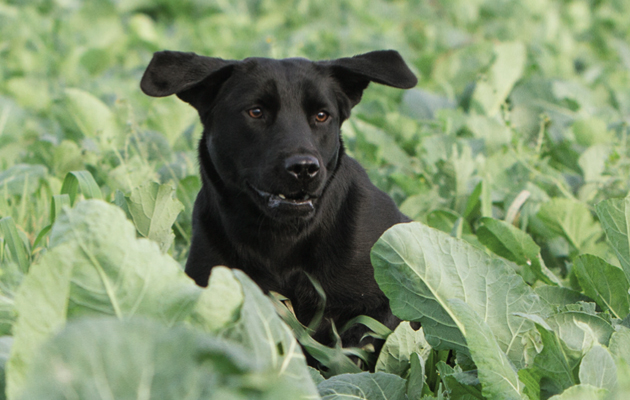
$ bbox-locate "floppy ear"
[140,50,236,114]
[320,50,417,108]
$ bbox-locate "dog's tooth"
[304,195,310,200]
[278,194,286,199]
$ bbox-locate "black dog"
[141,50,416,351]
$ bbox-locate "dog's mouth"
[248,183,317,211]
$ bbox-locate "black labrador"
[140,50,416,352]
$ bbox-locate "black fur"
[141,50,416,350]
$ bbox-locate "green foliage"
[1,0,630,398]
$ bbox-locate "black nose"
[285,155,320,180]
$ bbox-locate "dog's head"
[141,50,416,221]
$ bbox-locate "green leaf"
[406,352,424,400]
[125,182,184,252]
[6,200,201,399]
[436,361,483,399]
[0,217,29,274]
[466,115,512,150]
[64,88,118,142]
[0,164,47,197]
[375,322,431,377]
[447,299,527,400]
[48,200,198,322]
[188,266,244,333]
[60,170,103,205]
[617,358,630,400]
[341,315,392,340]
[49,194,71,225]
[477,217,560,285]
[545,312,614,352]
[595,197,630,281]
[578,344,617,392]
[19,318,309,400]
[578,144,611,182]
[0,336,11,400]
[371,222,551,368]
[309,367,325,386]
[7,243,74,399]
[147,96,198,147]
[477,217,539,263]
[221,270,319,397]
[572,118,611,147]
[318,371,407,400]
[528,323,582,397]
[609,325,630,366]
[537,198,602,253]
[350,119,412,171]
[471,41,526,117]
[547,384,608,400]
[269,293,361,377]
[574,255,630,319]
[518,368,541,400]
[535,286,593,309]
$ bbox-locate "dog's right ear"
[140,50,236,115]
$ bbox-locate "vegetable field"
[1,0,630,399]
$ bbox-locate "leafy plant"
[2,0,630,398]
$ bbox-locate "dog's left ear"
[320,50,417,109]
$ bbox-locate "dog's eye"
[248,108,263,119]
[315,111,329,123]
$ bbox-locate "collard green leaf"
[19,318,306,400]
[125,182,184,252]
[0,336,11,400]
[574,255,630,319]
[47,200,198,323]
[615,358,630,400]
[609,325,630,366]
[436,361,483,400]
[578,344,617,392]
[535,286,594,309]
[527,323,582,398]
[309,367,325,386]
[406,353,424,400]
[518,368,541,400]
[221,270,319,398]
[477,217,560,285]
[578,144,611,183]
[571,118,611,147]
[6,244,74,399]
[466,115,512,150]
[471,41,526,117]
[547,384,608,400]
[318,372,407,400]
[7,200,201,399]
[372,222,551,368]
[0,164,46,197]
[64,88,118,142]
[188,266,244,333]
[537,198,602,253]
[447,299,527,400]
[0,261,20,336]
[375,322,431,377]
[595,197,630,281]
[546,312,614,352]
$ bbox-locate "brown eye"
[248,108,263,118]
[315,111,329,123]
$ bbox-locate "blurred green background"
[1,0,629,266]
